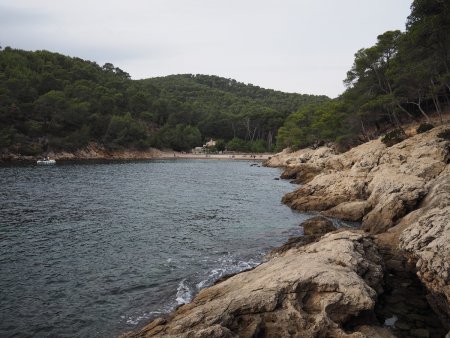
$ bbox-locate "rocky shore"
[0,143,166,162]
[124,125,449,337]
[0,143,272,162]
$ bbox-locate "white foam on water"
[124,311,163,326]
[195,256,261,291]
[176,279,193,305]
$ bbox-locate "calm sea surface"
[0,160,308,337]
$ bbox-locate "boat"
[37,158,56,165]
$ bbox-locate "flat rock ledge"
[124,231,385,338]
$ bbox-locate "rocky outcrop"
[124,126,450,338]
[270,125,450,334]
[126,231,385,338]
[277,126,449,234]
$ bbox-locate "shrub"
[381,128,407,147]
[437,129,450,140]
[416,123,434,134]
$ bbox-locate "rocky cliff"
[124,126,450,337]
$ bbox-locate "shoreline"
[123,124,450,338]
[0,145,274,163]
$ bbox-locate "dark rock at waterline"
[280,164,321,184]
[301,216,336,236]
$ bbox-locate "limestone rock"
[278,126,450,233]
[322,200,372,222]
[126,231,384,338]
[273,125,450,329]
[282,171,370,212]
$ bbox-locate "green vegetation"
[276,0,450,151]
[2,0,448,156]
[0,50,327,155]
[416,122,434,133]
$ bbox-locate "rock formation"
[271,125,450,336]
[125,231,385,338]
[125,126,450,337]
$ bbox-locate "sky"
[1,0,412,98]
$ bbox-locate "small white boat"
[37,159,56,165]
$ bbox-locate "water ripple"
[0,160,306,337]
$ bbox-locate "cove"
[0,159,306,337]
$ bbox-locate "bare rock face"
[276,126,450,233]
[282,171,370,212]
[270,126,450,331]
[127,231,384,338]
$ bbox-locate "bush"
[437,129,450,140]
[416,123,434,134]
[335,134,359,153]
[381,128,407,147]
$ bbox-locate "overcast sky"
[1,0,412,98]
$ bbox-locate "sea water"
[0,160,308,337]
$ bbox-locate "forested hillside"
[0,49,327,156]
[277,0,450,150]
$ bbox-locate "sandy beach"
[158,152,273,161]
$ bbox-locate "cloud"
[1,0,412,97]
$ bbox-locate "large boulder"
[126,231,384,338]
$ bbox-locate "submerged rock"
[125,231,385,338]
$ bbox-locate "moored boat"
[36,158,56,165]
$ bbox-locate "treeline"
[277,0,450,150]
[0,50,327,156]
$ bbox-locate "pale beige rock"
[322,200,372,222]
[282,171,370,212]
[272,126,450,329]
[277,126,450,233]
[264,146,336,169]
[127,231,383,338]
